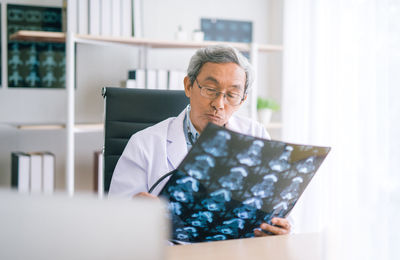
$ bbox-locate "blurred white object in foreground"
[0,189,168,260]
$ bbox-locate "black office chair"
[102,87,189,192]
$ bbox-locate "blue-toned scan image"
[159,124,330,243]
[7,4,65,88]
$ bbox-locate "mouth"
[205,114,223,122]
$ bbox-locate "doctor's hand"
[254,217,291,237]
[134,192,159,200]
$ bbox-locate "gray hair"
[187,45,254,94]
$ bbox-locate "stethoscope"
[149,112,197,193]
[188,130,196,146]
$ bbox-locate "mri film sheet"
[159,123,330,243]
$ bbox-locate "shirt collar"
[184,105,200,148]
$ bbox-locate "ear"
[184,76,192,98]
[242,93,248,103]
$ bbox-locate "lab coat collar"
[166,108,188,169]
[166,109,243,169]
[225,114,241,132]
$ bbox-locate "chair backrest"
[102,87,189,192]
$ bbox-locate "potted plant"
[257,97,280,125]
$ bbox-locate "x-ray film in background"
[159,123,330,243]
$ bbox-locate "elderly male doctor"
[109,45,291,237]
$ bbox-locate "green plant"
[257,97,280,111]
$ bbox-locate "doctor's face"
[184,62,247,133]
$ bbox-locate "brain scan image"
[159,124,330,243]
[216,225,235,235]
[201,130,231,157]
[169,188,192,203]
[176,226,199,241]
[190,211,213,228]
[236,140,264,166]
[296,156,316,174]
[280,177,303,200]
[167,178,196,204]
[25,10,42,23]
[269,145,294,172]
[281,169,298,179]
[184,154,215,180]
[176,176,199,192]
[234,204,257,220]
[8,5,65,89]
[270,201,289,219]
[200,189,232,211]
[243,197,263,210]
[201,197,226,212]
[251,174,277,198]
[168,202,182,216]
[219,166,248,190]
[214,218,245,237]
[206,234,227,241]
[210,189,232,202]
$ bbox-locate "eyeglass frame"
[194,78,246,106]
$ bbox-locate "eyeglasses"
[195,79,245,106]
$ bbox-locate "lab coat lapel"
[225,114,241,132]
[166,109,188,169]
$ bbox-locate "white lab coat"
[109,108,270,197]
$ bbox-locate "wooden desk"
[167,233,322,260]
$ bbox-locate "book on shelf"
[89,0,101,35]
[62,0,68,32]
[124,80,137,88]
[146,69,157,89]
[111,0,121,36]
[100,0,112,36]
[78,0,89,34]
[11,152,30,193]
[156,123,331,243]
[125,70,137,88]
[157,69,169,90]
[29,153,42,193]
[124,69,175,90]
[132,0,142,37]
[72,0,135,37]
[135,69,146,88]
[66,0,78,32]
[168,70,186,90]
[121,0,133,37]
[11,152,55,194]
[94,150,104,197]
[124,69,186,90]
[42,152,55,194]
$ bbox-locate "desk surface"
[167,233,322,260]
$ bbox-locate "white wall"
[0,0,283,191]
[265,0,283,138]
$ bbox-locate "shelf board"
[16,123,65,130]
[9,30,66,43]
[14,123,103,133]
[76,34,283,52]
[9,30,283,52]
[13,121,279,132]
[74,123,103,133]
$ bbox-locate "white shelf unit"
[11,123,103,133]
[10,30,283,51]
[10,29,283,195]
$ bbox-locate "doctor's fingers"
[134,192,159,200]
[259,222,290,235]
[271,217,291,231]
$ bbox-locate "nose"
[211,92,225,110]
